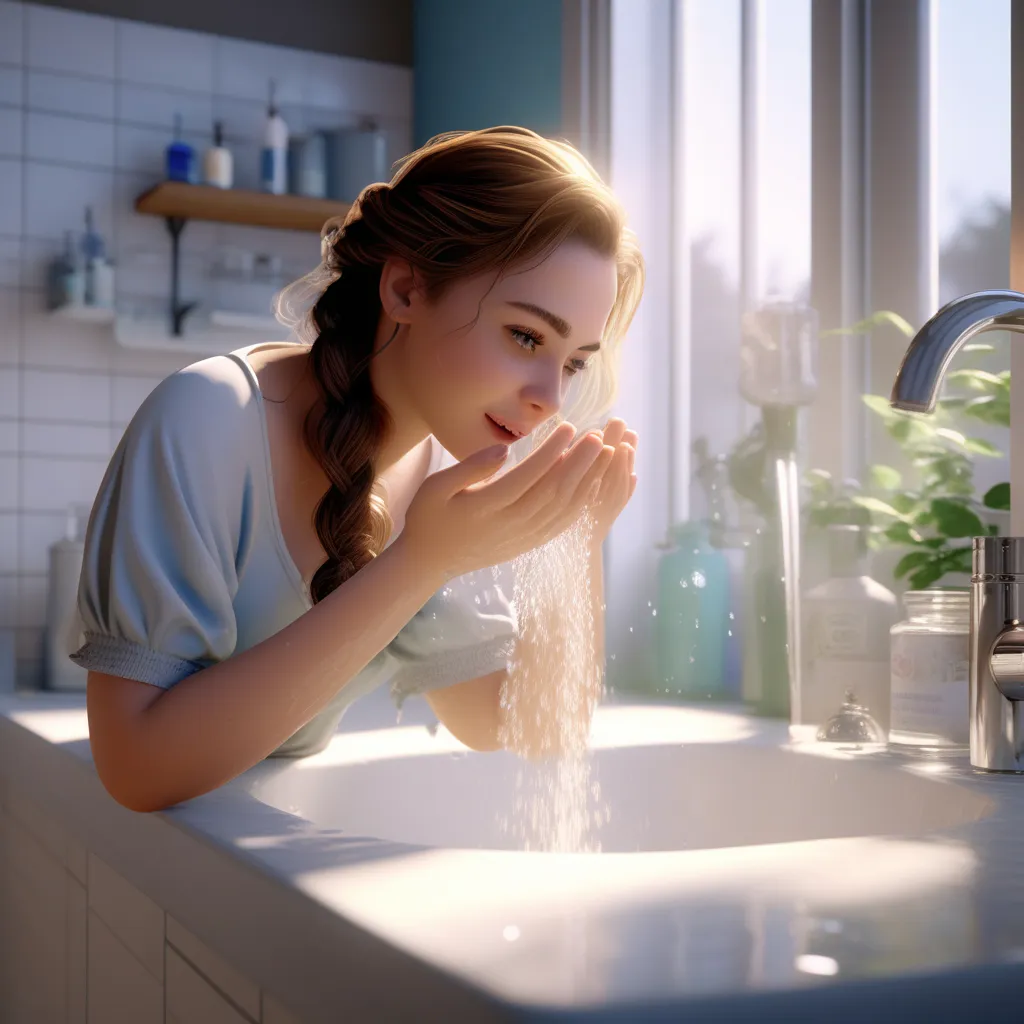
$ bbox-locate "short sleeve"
[387,565,518,709]
[70,363,255,688]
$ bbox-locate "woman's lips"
[485,415,518,442]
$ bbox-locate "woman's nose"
[522,367,563,419]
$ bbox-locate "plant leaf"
[821,310,916,339]
[867,464,902,491]
[935,427,967,446]
[894,550,933,578]
[983,482,1011,511]
[963,437,1002,457]
[908,562,946,589]
[851,496,907,519]
[929,497,985,537]
[884,521,923,545]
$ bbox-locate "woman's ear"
[379,258,423,324]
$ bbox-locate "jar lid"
[816,689,886,744]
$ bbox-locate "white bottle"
[801,524,899,733]
[260,81,288,195]
[203,120,234,189]
[45,505,89,691]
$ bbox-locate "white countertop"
[4,688,1024,1022]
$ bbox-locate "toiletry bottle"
[260,80,289,195]
[166,113,197,184]
[79,207,114,309]
[46,230,84,310]
[203,120,233,189]
[45,504,89,691]
[801,524,898,733]
[654,521,732,701]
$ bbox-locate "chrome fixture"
[891,289,1024,771]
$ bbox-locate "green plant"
[806,310,1010,589]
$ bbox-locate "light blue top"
[70,344,517,757]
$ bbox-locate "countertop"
[5,688,1024,1022]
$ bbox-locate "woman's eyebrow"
[504,301,602,350]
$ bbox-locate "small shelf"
[134,182,351,233]
[50,304,116,325]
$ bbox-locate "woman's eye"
[564,358,589,377]
[509,327,541,352]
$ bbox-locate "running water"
[496,506,610,852]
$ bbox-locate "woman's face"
[378,240,619,461]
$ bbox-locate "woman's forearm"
[103,538,446,812]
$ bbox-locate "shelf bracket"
[164,215,198,336]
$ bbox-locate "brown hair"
[274,126,645,604]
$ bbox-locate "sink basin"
[242,706,994,853]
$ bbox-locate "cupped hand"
[586,417,638,542]
[401,423,618,581]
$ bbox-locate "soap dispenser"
[261,80,289,194]
[80,206,114,309]
[166,113,197,184]
[801,524,898,733]
[203,120,233,189]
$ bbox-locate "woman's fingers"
[465,421,576,503]
[601,418,628,449]
[506,432,608,521]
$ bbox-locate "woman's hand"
[586,417,638,543]
[402,423,617,581]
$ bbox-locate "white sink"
[241,705,994,853]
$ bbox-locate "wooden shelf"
[134,181,351,233]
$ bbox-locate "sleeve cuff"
[69,632,205,689]
[389,635,515,709]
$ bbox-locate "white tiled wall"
[0,1,413,688]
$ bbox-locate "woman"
[72,126,645,813]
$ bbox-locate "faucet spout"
[890,289,1024,413]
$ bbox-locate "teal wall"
[413,0,563,147]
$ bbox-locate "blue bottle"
[654,521,732,701]
[166,113,196,184]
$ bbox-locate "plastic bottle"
[654,521,732,700]
[203,120,234,189]
[165,113,197,184]
[80,206,114,308]
[260,80,289,195]
[801,524,899,732]
[46,230,84,310]
[45,505,89,691]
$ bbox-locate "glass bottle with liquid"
[889,588,970,749]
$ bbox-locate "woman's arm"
[89,536,446,813]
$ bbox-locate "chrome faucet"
[891,289,1024,771]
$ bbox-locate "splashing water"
[496,507,608,853]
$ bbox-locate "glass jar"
[889,589,970,749]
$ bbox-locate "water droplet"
[652,608,657,616]
[760,615,767,624]
[691,570,706,588]
[729,612,735,620]
[628,626,633,633]
[727,629,733,637]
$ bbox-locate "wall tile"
[0,454,17,508]
[0,366,19,414]
[0,158,22,236]
[21,302,113,371]
[3,783,71,867]
[214,37,305,104]
[0,64,22,105]
[15,571,44,627]
[166,916,261,1020]
[0,237,21,288]
[22,421,111,458]
[14,622,41,661]
[118,82,213,135]
[111,373,161,422]
[22,455,105,510]
[26,110,115,168]
[87,910,164,1024]
[0,286,21,364]
[117,20,214,93]
[305,53,412,119]
[19,509,63,572]
[26,69,115,120]
[88,853,165,981]
[0,106,21,157]
[26,4,115,78]
[0,2,24,67]
[0,512,16,571]
[22,367,111,422]
[0,419,16,451]
[0,573,14,626]
[24,161,113,241]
